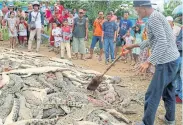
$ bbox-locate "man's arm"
[147,16,168,65]
[93,19,96,33]
[114,23,117,41]
[85,18,89,38]
[41,12,44,27]
[101,23,105,41]
[28,12,31,24]
[138,39,150,50]
[72,19,75,32]
[117,21,121,37]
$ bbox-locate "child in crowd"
[67,11,74,29]
[18,17,28,47]
[61,19,72,60]
[123,30,134,63]
[140,27,149,63]
[132,24,142,66]
[52,22,62,53]
[7,11,18,49]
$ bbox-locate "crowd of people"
[0,0,182,124]
[0,0,182,102]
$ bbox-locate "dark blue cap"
[133,0,156,7]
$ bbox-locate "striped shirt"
[139,10,180,65]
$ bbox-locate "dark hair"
[117,16,121,20]
[52,21,59,26]
[133,24,141,35]
[63,19,68,22]
[20,17,24,20]
[98,11,104,14]
[107,12,112,16]
[10,11,15,15]
[110,10,114,12]
[123,11,129,15]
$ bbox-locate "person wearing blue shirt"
[102,12,117,65]
[175,27,182,103]
[115,11,132,57]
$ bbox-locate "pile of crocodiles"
[0,48,144,125]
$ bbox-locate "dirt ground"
[1,42,182,125]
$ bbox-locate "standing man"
[73,9,78,19]
[28,1,44,52]
[28,4,33,13]
[174,26,182,103]
[102,12,117,64]
[72,9,88,60]
[87,11,105,61]
[115,11,132,57]
[56,0,64,16]
[126,0,181,125]
[110,10,117,22]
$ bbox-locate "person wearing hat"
[28,1,44,52]
[4,4,17,21]
[166,16,181,39]
[2,3,8,16]
[72,9,89,60]
[125,0,181,125]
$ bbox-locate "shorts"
[19,36,27,41]
[55,40,61,47]
[72,37,86,54]
[90,36,103,49]
[116,36,125,47]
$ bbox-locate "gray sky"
[151,0,165,12]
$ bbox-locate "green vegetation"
[163,0,182,17]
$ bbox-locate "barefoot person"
[7,11,18,49]
[126,0,181,125]
[72,9,88,60]
[87,11,105,61]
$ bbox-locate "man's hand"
[114,38,116,42]
[138,61,151,73]
[125,44,139,50]
[125,44,135,50]
[85,36,88,41]
[101,38,104,42]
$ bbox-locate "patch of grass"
[1,28,9,41]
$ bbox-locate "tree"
[163,0,182,16]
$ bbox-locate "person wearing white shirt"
[52,22,62,53]
[27,1,44,52]
[166,16,181,39]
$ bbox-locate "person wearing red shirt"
[61,19,72,59]
[18,17,28,47]
[56,0,64,15]
[63,9,69,20]
[45,2,52,20]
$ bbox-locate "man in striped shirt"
[126,0,181,125]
